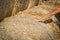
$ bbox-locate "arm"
[38,7,60,22]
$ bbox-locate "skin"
[31,7,60,22]
[39,7,60,22]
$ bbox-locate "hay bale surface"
[0,14,60,40]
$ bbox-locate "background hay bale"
[0,0,29,21]
[0,0,14,21]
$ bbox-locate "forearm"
[41,10,59,20]
[38,7,60,21]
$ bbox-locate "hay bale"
[0,0,29,21]
[0,14,60,40]
[0,0,14,21]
